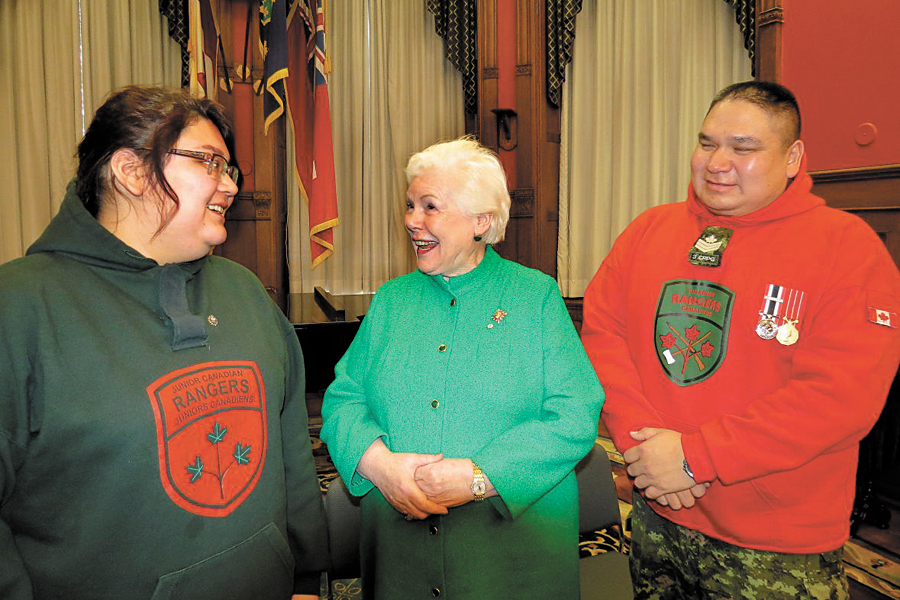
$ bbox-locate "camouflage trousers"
[629,493,849,600]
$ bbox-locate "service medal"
[776,320,799,346]
[756,317,779,340]
[756,284,785,340]
[777,289,805,346]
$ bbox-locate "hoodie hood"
[27,180,206,276]
[26,180,209,350]
[686,153,825,228]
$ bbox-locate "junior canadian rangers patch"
[655,280,734,386]
[147,361,267,517]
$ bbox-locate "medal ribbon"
[783,289,804,325]
[760,284,784,318]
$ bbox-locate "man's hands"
[358,440,493,519]
[624,427,709,510]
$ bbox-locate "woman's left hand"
[415,458,495,507]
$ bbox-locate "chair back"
[576,444,634,599]
[575,444,622,536]
[323,476,362,581]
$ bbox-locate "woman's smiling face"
[404,170,487,278]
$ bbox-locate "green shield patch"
[654,280,734,386]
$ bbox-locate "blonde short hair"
[405,137,511,244]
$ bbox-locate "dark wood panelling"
[478,0,560,278]
[210,0,288,312]
[811,165,900,268]
[755,0,784,81]
[564,297,584,334]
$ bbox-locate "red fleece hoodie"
[582,156,900,553]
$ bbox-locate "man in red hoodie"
[582,81,900,599]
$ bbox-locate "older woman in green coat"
[321,138,605,599]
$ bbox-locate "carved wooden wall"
[208,0,288,312]
[476,0,560,278]
[755,0,784,82]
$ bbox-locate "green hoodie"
[0,182,328,599]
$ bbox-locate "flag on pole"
[188,0,219,100]
[259,0,339,268]
[281,0,339,268]
[305,0,339,267]
[259,0,289,132]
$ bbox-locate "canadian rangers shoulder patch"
[655,280,734,386]
[147,361,267,517]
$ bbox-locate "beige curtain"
[557,0,752,297]
[287,0,465,295]
[0,0,181,264]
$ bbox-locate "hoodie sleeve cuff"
[681,432,716,484]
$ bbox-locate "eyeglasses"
[167,149,241,185]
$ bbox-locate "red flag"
[285,0,339,268]
[188,0,219,100]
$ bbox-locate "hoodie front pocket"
[150,523,294,600]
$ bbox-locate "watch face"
[472,481,487,495]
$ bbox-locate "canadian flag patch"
[867,306,898,328]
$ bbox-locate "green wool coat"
[321,247,605,599]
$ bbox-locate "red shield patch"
[147,361,267,517]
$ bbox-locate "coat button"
[430,399,440,409]
[438,344,447,352]
[432,588,441,597]
[429,524,439,535]
[449,298,456,307]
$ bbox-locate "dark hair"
[76,85,237,231]
[708,80,801,146]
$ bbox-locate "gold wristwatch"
[470,464,486,501]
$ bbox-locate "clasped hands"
[358,439,489,520]
[623,428,709,510]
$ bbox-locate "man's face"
[690,99,803,217]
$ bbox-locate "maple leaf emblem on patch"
[234,443,252,465]
[657,322,715,376]
[187,422,253,499]
[659,332,677,348]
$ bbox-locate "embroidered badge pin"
[655,280,734,386]
[867,307,898,328]
[688,226,733,268]
[147,361,268,518]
